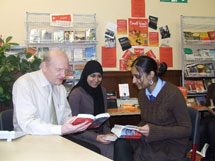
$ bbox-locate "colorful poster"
[149,32,159,47]
[159,47,173,67]
[128,18,148,47]
[117,19,127,35]
[131,0,145,17]
[134,48,144,56]
[102,47,116,68]
[160,0,187,3]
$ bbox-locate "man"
[13,49,91,135]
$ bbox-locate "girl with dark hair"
[68,60,113,159]
[114,56,192,161]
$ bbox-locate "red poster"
[131,0,145,17]
[102,47,116,68]
[149,32,159,47]
[119,59,127,71]
[159,47,173,67]
[122,49,133,60]
[117,19,127,35]
[134,48,144,56]
[128,18,148,47]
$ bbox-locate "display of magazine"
[53,30,64,43]
[74,30,86,41]
[185,80,196,92]
[29,29,41,43]
[72,113,110,129]
[74,64,85,79]
[199,32,210,40]
[198,49,211,60]
[210,49,215,59]
[41,30,52,43]
[86,28,96,40]
[73,48,84,61]
[207,31,215,40]
[204,63,213,74]
[194,80,206,92]
[111,124,142,139]
[85,47,96,59]
[203,79,213,90]
[64,31,74,42]
[186,64,198,76]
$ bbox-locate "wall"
[1,0,215,70]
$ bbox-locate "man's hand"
[61,116,91,135]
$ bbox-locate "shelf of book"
[25,12,97,82]
[181,16,215,105]
[184,40,215,45]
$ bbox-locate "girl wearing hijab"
[68,60,113,159]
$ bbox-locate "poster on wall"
[149,32,159,47]
[128,18,148,47]
[160,0,187,3]
[117,19,127,35]
[159,47,173,67]
[105,23,117,48]
[102,46,116,68]
[131,0,145,17]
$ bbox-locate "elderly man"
[13,49,90,135]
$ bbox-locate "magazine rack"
[25,12,97,87]
[181,16,215,106]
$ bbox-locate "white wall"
[1,0,215,70]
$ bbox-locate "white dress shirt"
[13,70,72,135]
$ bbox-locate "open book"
[111,124,142,139]
[187,143,209,161]
[72,113,110,128]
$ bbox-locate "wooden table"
[0,135,112,161]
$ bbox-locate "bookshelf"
[25,12,97,88]
[181,16,215,107]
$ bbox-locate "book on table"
[111,124,142,139]
[72,113,110,128]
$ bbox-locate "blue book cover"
[210,49,215,59]
[85,47,96,59]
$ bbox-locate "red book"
[194,80,205,92]
[72,113,110,129]
[185,80,196,92]
[208,31,215,40]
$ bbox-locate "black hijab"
[71,60,105,115]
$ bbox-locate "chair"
[0,109,14,131]
[187,107,200,161]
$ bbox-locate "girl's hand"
[137,124,150,136]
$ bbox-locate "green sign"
[160,0,187,3]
